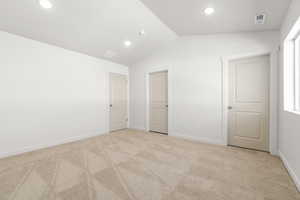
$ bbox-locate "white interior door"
[109,73,128,132]
[149,71,168,134]
[228,55,270,151]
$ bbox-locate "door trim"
[146,68,171,134]
[109,72,129,132]
[222,50,279,155]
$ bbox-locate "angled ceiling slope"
[140,0,291,35]
[0,0,177,65]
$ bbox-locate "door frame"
[109,72,129,132]
[222,50,279,155]
[146,69,170,134]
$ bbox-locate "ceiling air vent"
[255,14,266,25]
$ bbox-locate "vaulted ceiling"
[0,0,291,65]
[0,0,177,65]
[140,0,291,35]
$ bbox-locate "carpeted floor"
[0,129,299,200]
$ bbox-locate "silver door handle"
[110,104,112,107]
[166,105,168,108]
[228,106,233,110]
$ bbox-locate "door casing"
[228,55,270,151]
[222,51,279,155]
[149,71,168,134]
[109,72,129,132]
[146,69,170,134]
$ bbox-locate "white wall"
[278,0,300,191]
[130,31,279,146]
[0,31,128,158]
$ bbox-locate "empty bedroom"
[0,0,300,199]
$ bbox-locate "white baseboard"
[129,129,224,145]
[129,126,146,131]
[279,150,300,192]
[0,130,107,159]
[170,132,224,146]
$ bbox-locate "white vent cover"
[255,14,266,24]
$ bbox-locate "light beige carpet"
[0,129,299,200]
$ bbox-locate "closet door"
[149,71,168,134]
[110,73,128,131]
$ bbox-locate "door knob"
[110,104,112,107]
[228,106,233,110]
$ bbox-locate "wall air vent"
[255,14,266,25]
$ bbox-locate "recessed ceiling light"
[139,29,146,36]
[204,7,215,15]
[124,40,132,47]
[39,0,53,9]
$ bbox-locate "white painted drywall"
[140,0,290,35]
[0,0,178,65]
[0,31,128,158]
[278,0,300,191]
[130,31,279,146]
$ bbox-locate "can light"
[39,0,53,9]
[124,40,132,47]
[204,7,215,16]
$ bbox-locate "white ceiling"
[140,0,291,35]
[0,0,291,66]
[0,0,177,65]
